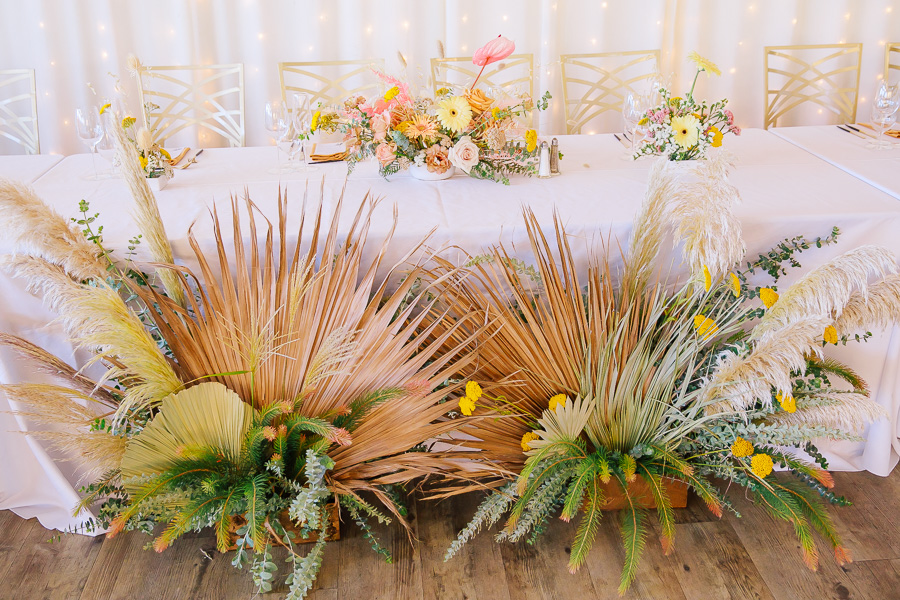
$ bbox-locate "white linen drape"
[0,0,898,155]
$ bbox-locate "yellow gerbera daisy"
[670,114,700,149]
[693,315,719,338]
[548,393,566,411]
[436,96,472,132]
[759,287,779,308]
[465,381,483,401]
[688,51,722,76]
[702,265,712,292]
[777,392,797,413]
[729,273,741,297]
[823,325,838,345]
[521,431,540,452]
[525,129,538,153]
[750,453,774,479]
[731,436,754,458]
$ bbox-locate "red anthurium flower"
[472,35,516,67]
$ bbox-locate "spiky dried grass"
[669,154,744,287]
[110,118,185,307]
[1,383,108,426]
[834,273,900,335]
[29,430,126,480]
[753,246,897,341]
[0,179,108,282]
[768,392,886,432]
[624,159,676,293]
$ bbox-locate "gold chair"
[764,44,862,129]
[560,50,660,134]
[431,54,534,98]
[278,59,385,109]
[0,69,39,154]
[136,63,245,147]
[886,43,900,83]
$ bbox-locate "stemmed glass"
[75,106,104,180]
[288,92,317,172]
[868,82,900,150]
[264,100,291,173]
[622,92,648,157]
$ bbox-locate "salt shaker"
[550,138,560,175]
[538,141,551,178]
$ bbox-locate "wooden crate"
[597,477,688,510]
[221,503,340,552]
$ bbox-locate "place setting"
[1,4,900,600]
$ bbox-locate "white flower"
[413,151,426,167]
[448,136,480,174]
[136,127,154,152]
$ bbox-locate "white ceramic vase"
[147,174,169,191]
[409,164,456,181]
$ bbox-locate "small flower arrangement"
[634,52,741,161]
[316,35,551,184]
[120,110,173,179]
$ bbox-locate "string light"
[98,23,105,31]
[462,14,468,23]
[258,33,265,40]
[602,2,607,7]
[38,21,44,28]
[729,67,736,74]
[502,15,508,21]
[792,18,797,25]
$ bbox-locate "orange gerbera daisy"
[403,114,438,142]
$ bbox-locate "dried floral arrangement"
[0,129,492,598]
[314,35,551,184]
[427,157,894,594]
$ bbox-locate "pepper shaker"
[550,137,560,175]
[538,141,551,178]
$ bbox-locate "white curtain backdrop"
[0,0,898,155]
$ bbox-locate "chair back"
[0,69,39,154]
[278,59,386,110]
[886,43,900,84]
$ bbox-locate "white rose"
[136,127,153,152]
[448,135,479,174]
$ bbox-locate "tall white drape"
[1,0,898,155]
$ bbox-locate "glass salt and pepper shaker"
[539,141,551,178]
[550,138,560,175]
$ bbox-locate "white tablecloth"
[772,126,900,200]
[3,130,900,531]
[0,154,62,183]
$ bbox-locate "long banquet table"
[0,153,62,184]
[2,129,900,531]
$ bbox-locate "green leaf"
[637,463,675,555]
[617,475,648,595]
[561,459,596,522]
[567,476,604,573]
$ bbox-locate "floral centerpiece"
[634,52,741,161]
[315,36,551,184]
[120,111,173,180]
[429,156,895,594]
[0,133,492,598]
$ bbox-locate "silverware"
[836,125,867,140]
[846,124,876,139]
[613,134,629,149]
[176,148,203,169]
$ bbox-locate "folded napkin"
[309,142,348,163]
[167,147,191,165]
[858,123,900,139]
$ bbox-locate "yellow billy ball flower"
[824,325,838,345]
[707,125,724,147]
[491,107,501,119]
[548,393,566,411]
[750,453,774,479]
[702,265,712,292]
[121,116,136,129]
[458,396,476,416]
[759,287,779,308]
[525,129,538,153]
[384,86,399,101]
[465,381,483,401]
[731,436,754,457]
[693,314,719,339]
[729,273,741,297]
[776,392,797,413]
[521,431,540,452]
[99,102,112,115]
[638,116,649,126]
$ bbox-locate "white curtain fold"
[0,0,897,154]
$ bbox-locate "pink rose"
[372,112,391,142]
[375,142,396,167]
[448,136,480,174]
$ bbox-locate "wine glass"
[264,100,290,173]
[75,106,104,179]
[868,82,900,150]
[622,92,647,157]
[288,93,317,172]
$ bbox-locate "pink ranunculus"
[731,125,742,136]
[375,142,397,167]
[472,35,515,67]
[371,112,391,142]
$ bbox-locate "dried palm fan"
[430,157,892,594]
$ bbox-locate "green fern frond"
[567,476,604,573]
[807,356,868,395]
[649,444,694,477]
[155,494,225,551]
[333,387,405,432]
[654,462,722,518]
[241,473,270,550]
[561,460,597,522]
[769,479,844,556]
[637,463,675,555]
[619,454,637,482]
[215,488,239,552]
[751,482,819,570]
[617,476,649,595]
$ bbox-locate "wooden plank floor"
[2,469,899,600]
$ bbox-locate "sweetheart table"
[3,129,900,531]
[0,153,62,184]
